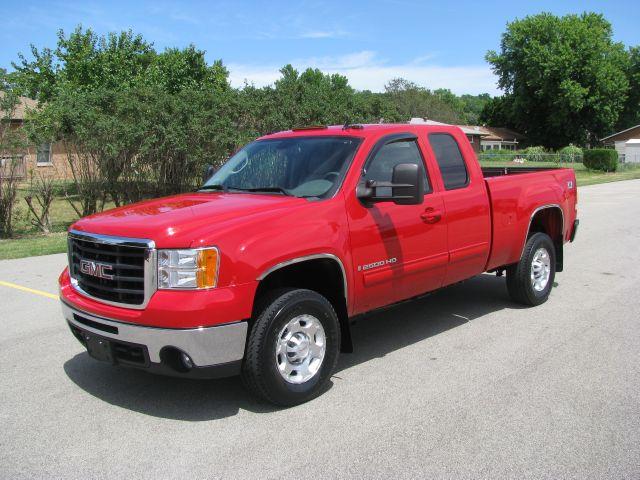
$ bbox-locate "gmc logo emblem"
[79,260,114,280]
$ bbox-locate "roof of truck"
[259,123,464,141]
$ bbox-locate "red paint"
[59,124,578,327]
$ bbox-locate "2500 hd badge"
[357,258,398,272]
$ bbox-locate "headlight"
[157,247,219,289]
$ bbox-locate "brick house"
[457,125,489,154]
[0,94,70,180]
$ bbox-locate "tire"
[506,232,556,306]
[241,288,341,406]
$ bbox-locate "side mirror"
[356,163,424,205]
[391,163,424,205]
[203,164,216,182]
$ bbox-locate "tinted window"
[429,134,468,190]
[364,140,429,196]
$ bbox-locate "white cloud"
[298,30,347,39]
[227,51,499,95]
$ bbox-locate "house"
[408,118,488,154]
[0,93,70,180]
[601,125,640,163]
[479,127,526,151]
[457,125,489,154]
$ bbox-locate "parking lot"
[1,179,639,479]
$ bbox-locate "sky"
[0,0,638,95]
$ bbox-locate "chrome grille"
[68,231,156,308]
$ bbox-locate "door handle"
[420,208,442,224]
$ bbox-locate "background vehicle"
[59,123,578,405]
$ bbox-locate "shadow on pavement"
[64,273,524,421]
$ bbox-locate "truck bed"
[482,166,578,271]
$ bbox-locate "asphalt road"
[1,180,639,480]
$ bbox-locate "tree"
[0,69,27,237]
[459,93,492,125]
[16,26,235,214]
[616,46,640,130]
[486,12,629,148]
[479,95,516,127]
[384,79,463,124]
[13,26,229,101]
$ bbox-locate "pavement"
[1,180,639,480]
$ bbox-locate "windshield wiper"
[198,185,291,196]
[198,184,226,191]
[238,187,291,196]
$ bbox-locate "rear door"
[426,132,491,285]
[345,133,448,313]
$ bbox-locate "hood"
[71,192,308,248]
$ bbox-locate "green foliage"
[486,12,630,148]
[559,144,583,163]
[521,146,547,162]
[433,89,491,124]
[478,150,518,162]
[12,26,229,101]
[459,93,492,125]
[479,95,514,127]
[1,69,27,238]
[583,149,618,172]
[616,46,640,130]
[383,79,462,124]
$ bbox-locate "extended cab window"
[364,140,430,196]
[429,133,469,190]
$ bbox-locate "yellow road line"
[0,280,58,300]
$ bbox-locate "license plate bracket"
[84,334,114,363]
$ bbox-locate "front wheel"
[506,232,556,306]
[241,288,341,406]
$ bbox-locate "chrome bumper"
[61,301,247,367]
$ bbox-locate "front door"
[345,134,449,314]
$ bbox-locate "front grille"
[69,233,151,306]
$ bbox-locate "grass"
[2,163,640,261]
[0,232,68,260]
[574,166,640,186]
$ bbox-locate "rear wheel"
[241,288,340,406]
[506,232,556,306]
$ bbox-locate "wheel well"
[528,206,564,272]
[253,258,353,352]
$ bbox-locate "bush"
[559,144,583,163]
[521,146,547,162]
[583,149,618,172]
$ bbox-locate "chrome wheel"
[275,314,326,384]
[531,247,551,292]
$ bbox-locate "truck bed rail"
[482,166,562,178]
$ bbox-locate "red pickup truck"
[59,123,578,405]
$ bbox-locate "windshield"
[201,136,362,199]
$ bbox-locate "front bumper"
[62,301,248,379]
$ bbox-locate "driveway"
[1,180,639,479]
